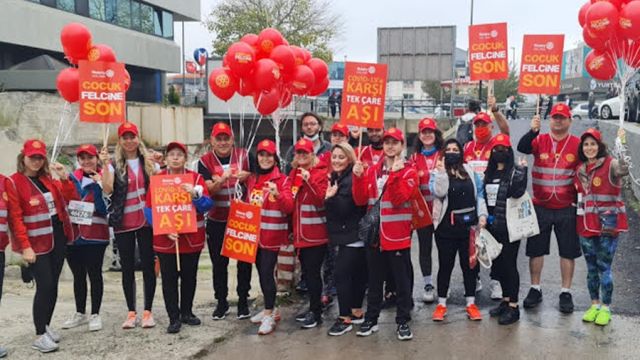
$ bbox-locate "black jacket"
[324,167,366,246]
[486,165,528,241]
[108,156,150,228]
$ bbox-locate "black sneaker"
[237,299,251,320]
[490,301,509,318]
[559,292,574,314]
[396,323,413,341]
[301,312,321,329]
[523,288,542,309]
[350,313,365,325]
[181,313,201,326]
[381,293,397,309]
[498,306,520,325]
[295,311,309,322]
[328,318,353,336]
[167,320,181,334]
[212,302,230,320]
[356,319,379,337]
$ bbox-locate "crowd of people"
[0,100,629,355]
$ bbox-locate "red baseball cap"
[382,127,405,143]
[418,117,437,132]
[331,123,349,137]
[491,134,512,149]
[294,138,314,153]
[581,128,602,142]
[76,144,98,157]
[211,122,233,137]
[550,103,572,118]
[257,139,277,155]
[166,141,187,154]
[22,139,47,157]
[118,122,139,137]
[473,112,492,124]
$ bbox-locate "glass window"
[116,0,131,28]
[105,0,117,23]
[89,0,106,20]
[153,9,162,36]
[131,1,141,30]
[162,11,173,39]
[140,3,153,34]
[57,0,75,12]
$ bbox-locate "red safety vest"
[576,157,628,237]
[531,133,580,209]
[410,151,439,211]
[71,169,109,242]
[0,177,8,252]
[463,137,496,177]
[357,145,384,169]
[289,164,328,248]
[114,162,148,233]
[199,148,250,222]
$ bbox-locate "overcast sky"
[174,0,585,70]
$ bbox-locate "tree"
[421,80,451,104]
[492,69,520,104]
[205,0,343,63]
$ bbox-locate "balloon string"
[52,111,79,163]
[51,101,70,163]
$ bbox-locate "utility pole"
[181,21,186,99]
[470,0,482,102]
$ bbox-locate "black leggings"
[115,227,156,312]
[256,248,279,310]
[299,245,327,316]
[66,244,107,315]
[158,252,200,322]
[490,235,521,302]
[31,224,67,335]
[335,245,367,317]
[0,251,4,304]
[417,225,434,278]
[435,234,478,298]
[206,221,252,303]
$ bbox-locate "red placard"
[518,35,565,95]
[340,62,387,129]
[150,174,197,236]
[221,200,261,264]
[469,23,509,81]
[78,60,126,123]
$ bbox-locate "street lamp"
[511,47,516,70]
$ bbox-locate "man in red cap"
[197,121,254,320]
[517,103,581,314]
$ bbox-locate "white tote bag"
[506,192,540,243]
[476,228,503,269]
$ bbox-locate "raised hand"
[391,155,405,172]
[50,162,68,180]
[264,181,279,197]
[325,181,338,199]
[531,114,541,132]
[518,156,528,167]
[353,161,364,177]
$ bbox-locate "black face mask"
[444,152,462,167]
[491,150,509,163]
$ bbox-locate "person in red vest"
[11,139,78,353]
[410,117,443,304]
[357,127,385,168]
[197,122,253,320]
[517,104,581,314]
[245,139,294,335]
[144,141,213,334]
[575,128,628,326]
[352,128,418,341]
[60,144,110,333]
[318,122,350,165]
[289,138,329,329]
[102,122,159,329]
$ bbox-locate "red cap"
[550,103,571,118]
[257,139,277,155]
[418,117,437,132]
[331,123,349,137]
[382,127,405,143]
[166,141,187,154]
[581,128,602,142]
[211,122,233,137]
[118,122,139,137]
[22,139,47,157]
[491,134,512,149]
[76,144,98,157]
[473,112,492,124]
[294,138,314,153]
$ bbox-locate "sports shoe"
[45,326,60,343]
[0,346,7,358]
[251,309,281,324]
[594,307,611,326]
[301,312,322,329]
[212,302,230,320]
[350,313,365,325]
[582,305,600,323]
[328,318,353,336]
[356,320,379,337]
[32,334,58,353]
[396,323,413,341]
[559,292,574,314]
[237,300,251,320]
[422,284,435,303]
[122,311,138,329]
[141,310,156,328]
[490,301,509,318]
[295,310,309,322]
[181,314,201,326]
[523,288,543,309]
[432,304,447,321]
[62,312,88,329]
[476,278,483,292]
[167,319,181,334]
[258,314,277,335]
[489,280,503,300]
[88,314,103,331]
[498,306,520,325]
[466,304,482,321]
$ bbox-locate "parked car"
[599,97,622,119]
[572,102,598,120]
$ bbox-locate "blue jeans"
[579,235,619,305]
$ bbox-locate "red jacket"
[10,172,78,254]
[246,167,294,250]
[289,162,329,248]
[357,145,384,169]
[71,169,109,243]
[0,175,29,252]
[410,151,439,212]
[199,148,250,222]
[531,133,580,209]
[353,159,417,251]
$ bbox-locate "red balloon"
[237,78,255,96]
[253,87,281,115]
[208,67,238,101]
[257,28,284,55]
[585,49,617,80]
[226,42,256,78]
[290,46,306,66]
[124,69,131,92]
[87,44,117,62]
[583,26,609,50]
[619,1,640,40]
[308,76,329,97]
[301,48,312,64]
[60,23,93,62]
[586,1,620,39]
[240,33,260,51]
[291,65,315,95]
[306,58,329,82]
[280,87,293,107]
[269,45,296,74]
[625,41,640,67]
[56,68,80,103]
[252,58,282,91]
[579,2,592,27]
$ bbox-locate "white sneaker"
[258,315,276,335]
[88,314,103,331]
[422,284,435,303]
[45,326,60,343]
[476,278,483,292]
[62,312,88,329]
[32,334,58,353]
[490,280,503,300]
[250,310,265,324]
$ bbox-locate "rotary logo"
[368,66,376,74]
[29,197,40,206]
[272,68,281,80]
[299,139,307,145]
[261,40,274,53]
[235,52,253,64]
[589,56,605,70]
[496,135,504,141]
[590,18,611,31]
[105,69,115,78]
[262,140,269,146]
[546,42,554,50]
[124,123,132,128]
[174,177,182,185]
[566,154,576,162]
[219,123,227,129]
[32,141,42,149]
[82,145,90,149]
[593,176,602,187]
[490,30,498,38]
[389,128,396,133]
[88,47,100,61]
[245,211,254,219]
[620,17,632,29]
[292,81,305,90]
[540,153,549,160]
[215,74,230,88]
